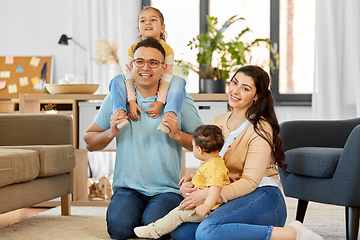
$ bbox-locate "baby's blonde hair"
[138,6,167,41]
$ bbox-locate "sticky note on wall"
[8,84,17,94]
[30,57,40,67]
[31,76,40,86]
[19,76,29,86]
[0,81,6,90]
[5,56,14,64]
[0,71,10,78]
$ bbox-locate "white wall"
[276,105,313,122]
[0,0,74,83]
[0,0,141,87]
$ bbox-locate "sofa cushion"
[0,145,75,177]
[285,147,342,178]
[0,149,40,188]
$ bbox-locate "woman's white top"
[219,119,250,158]
[219,119,280,189]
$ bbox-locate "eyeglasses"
[133,58,164,69]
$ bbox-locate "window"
[149,0,200,93]
[143,0,315,105]
[271,0,315,105]
[210,0,271,75]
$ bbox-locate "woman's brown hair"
[229,65,286,170]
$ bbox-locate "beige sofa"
[0,113,75,215]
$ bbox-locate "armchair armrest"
[334,124,360,180]
[279,118,360,151]
[0,113,73,146]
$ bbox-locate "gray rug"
[284,198,351,240]
[0,197,356,239]
[0,206,110,240]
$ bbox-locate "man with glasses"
[84,38,203,240]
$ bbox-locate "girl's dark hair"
[139,6,167,41]
[193,125,224,153]
[229,65,286,170]
[134,38,166,59]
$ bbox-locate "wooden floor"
[0,207,51,229]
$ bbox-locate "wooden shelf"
[190,93,228,101]
[35,199,110,207]
[0,99,19,113]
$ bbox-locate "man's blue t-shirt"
[94,84,203,196]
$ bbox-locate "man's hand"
[146,101,164,118]
[160,112,179,137]
[110,110,127,137]
[85,110,127,152]
[160,112,193,150]
[128,100,143,121]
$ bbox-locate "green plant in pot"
[177,15,279,93]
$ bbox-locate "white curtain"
[312,0,360,120]
[84,0,141,94]
[75,0,141,179]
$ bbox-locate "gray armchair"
[278,118,360,240]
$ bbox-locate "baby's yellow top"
[191,156,230,209]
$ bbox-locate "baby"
[134,124,229,239]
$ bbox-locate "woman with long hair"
[171,65,323,240]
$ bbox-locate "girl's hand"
[179,188,206,210]
[190,203,211,218]
[179,174,193,186]
[146,102,164,118]
[128,100,143,121]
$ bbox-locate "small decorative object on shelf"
[45,84,99,94]
[88,177,113,200]
[93,39,123,73]
[42,103,57,114]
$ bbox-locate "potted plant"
[177,15,279,93]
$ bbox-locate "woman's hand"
[180,181,196,197]
[178,188,207,210]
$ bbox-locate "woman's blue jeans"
[106,187,183,240]
[170,186,287,240]
[109,74,186,116]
